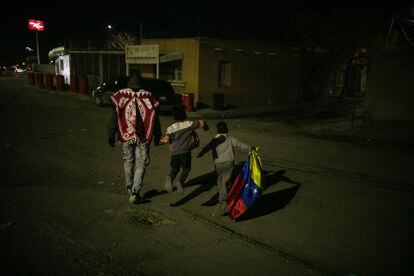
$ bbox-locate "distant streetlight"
[107,25,113,30]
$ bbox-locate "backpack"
[190,131,200,150]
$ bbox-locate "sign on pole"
[27,19,45,64]
[27,19,45,31]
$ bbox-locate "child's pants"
[169,152,191,184]
[215,161,234,202]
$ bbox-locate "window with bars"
[160,60,182,81]
[59,59,64,71]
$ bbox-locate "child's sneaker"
[213,201,227,217]
[218,201,227,216]
[176,181,184,194]
[165,176,173,192]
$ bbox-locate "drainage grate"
[124,209,173,227]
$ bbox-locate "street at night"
[0,74,413,275]
[1,1,414,275]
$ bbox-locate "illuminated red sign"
[28,19,45,31]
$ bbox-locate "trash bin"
[56,75,65,92]
[182,93,194,112]
[213,93,225,110]
[79,76,88,94]
[70,75,78,92]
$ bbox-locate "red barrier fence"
[70,75,78,92]
[35,73,44,89]
[79,76,88,94]
[56,75,65,92]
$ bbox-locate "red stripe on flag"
[227,175,244,203]
[227,174,249,220]
[228,198,248,220]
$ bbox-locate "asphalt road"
[0,74,413,275]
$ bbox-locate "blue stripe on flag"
[239,155,262,208]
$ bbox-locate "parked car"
[0,66,6,76]
[92,76,180,113]
[14,68,25,73]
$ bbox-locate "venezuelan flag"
[227,150,265,220]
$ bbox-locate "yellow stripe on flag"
[250,150,264,189]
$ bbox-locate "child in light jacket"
[197,121,255,215]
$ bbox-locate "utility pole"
[388,13,395,36]
[387,13,396,48]
[139,21,143,44]
[197,15,201,37]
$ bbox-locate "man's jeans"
[122,142,149,196]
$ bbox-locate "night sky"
[1,0,412,65]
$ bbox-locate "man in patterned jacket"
[107,73,161,204]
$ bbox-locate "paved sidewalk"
[1,76,412,275]
[0,187,320,275]
[186,98,414,146]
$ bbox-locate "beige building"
[130,37,310,108]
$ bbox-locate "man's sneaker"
[176,181,184,194]
[129,194,142,204]
[165,176,173,193]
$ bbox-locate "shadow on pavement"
[144,189,166,199]
[168,165,303,219]
[169,171,217,207]
[143,171,217,202]
[237,170,302,222]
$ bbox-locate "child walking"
[160,107,209,194]
[197,121,255,216]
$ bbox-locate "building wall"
[55,55,70,84]
[198,38,303,107]
[142,38,200,100]
[364,50,414,121]
[33,64,55,74]
[142,37,332,108]
[70,52,125,88]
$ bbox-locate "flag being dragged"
[227,150,265,220]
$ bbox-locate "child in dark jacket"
[160,107,209,194]
[197,121,255,215]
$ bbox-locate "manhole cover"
[122,208,173,227]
